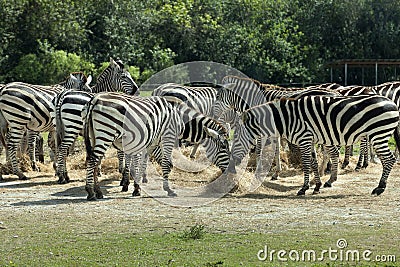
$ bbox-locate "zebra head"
[229,119,254,170]
[60,72,92,92]
[110,58,139,95]
[94,57,139,95]
[203,128,230,172]
[212,82,238,120]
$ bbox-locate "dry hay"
[68,152,87,170]
[0,154,32,174]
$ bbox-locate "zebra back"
[152,83,218,116]
[336,85,376,96]
[307,83,343,90]
[91,57,139,95]
[174,101,228,140]
[374,82,400,108]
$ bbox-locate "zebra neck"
[92,79,113,93]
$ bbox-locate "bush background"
[1,0,400,85]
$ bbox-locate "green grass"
[140,90,153,97]
[1,222,398,266]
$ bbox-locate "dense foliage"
[1,0,400,85]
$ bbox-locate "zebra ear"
[86,75,92,86]
[70,73,79,82]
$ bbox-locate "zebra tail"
[82,99,96,158]
[0,110,7,149]
[54,93,66,150]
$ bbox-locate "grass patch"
[0,218,398,267]
[180,224,206,240]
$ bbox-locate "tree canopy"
[1,0,400,85]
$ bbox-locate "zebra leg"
[160,141,176,197]
[55,135,77,184]
[35,134,44,164]
[362,138,369,169]
[47,131,57,172]
[355,139,366,171]
[85,155,103,201]
[311,146,322,194]
[7,128,28,180]
[120,153,132,192]
[189,144,199,159]
[318,145,330,177]
[28,131,40,171]
[297,141,312,196]
[369,143,378,163]
[371,143,396,196]
[117,150,125,174]
[130,153,144,196]
[271,137,281,180]
[254,137,263,179]
[324,146,339,187]
[139,151,149,183]
[341,145,352,169]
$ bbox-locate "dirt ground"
[1,147,400,235]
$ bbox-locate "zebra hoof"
[132,189,141,197]
[168,191,177,197]
[323,182,332,188]
[58,179,67,184]
[87,195,97,201]
[96,191,104,199]
[142,177,148,183]
[270,174,279,180]
[312,189,320,195]
[121,185,129,192]
[18,175,28,180]
[297,184,309,196]
[297,189,306,196]
[371,187,385,196]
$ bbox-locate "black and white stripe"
[53,58,138,183]
[152,82,235,160]
[214,76,338,179]
[82,92,229,200]
[0,72,91,180]
[228,93,400,196]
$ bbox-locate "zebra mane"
[59,72,88,84]
[223,75,263,88]
[283,88,341,100]
[115,59,124,69]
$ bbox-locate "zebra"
[306,84,378,173]
[53,57,138,184]
[0,72,91,180]
[227,93,400,196]
[213,75,338,179]
[152,82,236,158]
[120,100,230,194]
[118,96,230,194]
[82,92,229,200]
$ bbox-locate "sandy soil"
[1,148,400,235]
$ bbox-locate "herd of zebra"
[0,58,399,200]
